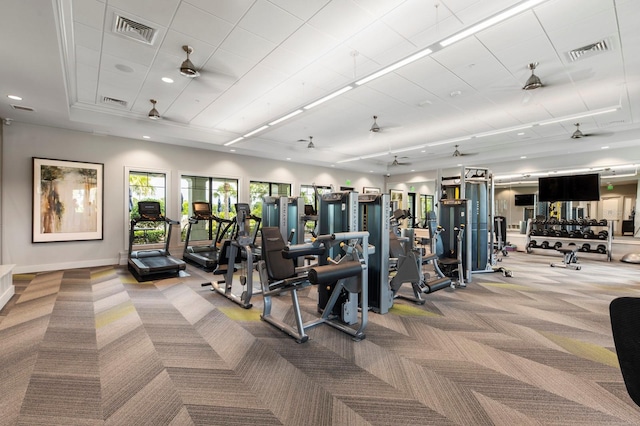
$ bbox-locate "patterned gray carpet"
[1,250,640,425]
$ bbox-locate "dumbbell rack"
[525,218,612,262]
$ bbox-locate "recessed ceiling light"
[162,77,174,83]
[142,135,150,139]
[517,132,525,136]
[601,146,610,150]
[286,157,292,160]
[230,149,236,152]
[7,95,22,101]
[520,156,527,159]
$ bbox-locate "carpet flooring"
[1,250,640,425]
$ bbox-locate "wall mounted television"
[514,194,535,206]
[538,173,600,202]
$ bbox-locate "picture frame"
[390,189,404,207]
[33,158,104,242]
[363,187,381,194]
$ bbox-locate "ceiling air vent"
[101,96,128,108]
[113,14,156,45]
[11,104,35,112]
[568,39,611,62]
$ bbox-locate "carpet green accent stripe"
[538,330,620,368]
[90,268,116,280]
[13,273,37,281]
[95,301,136,328]
[389,304,440,317]
[120,276,139,284]
[218,307,261,321]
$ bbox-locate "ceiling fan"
[570,123,613,139]
[296,136,315,149]
[180,45,200,78]
[452,144,476,157]
[389,155,411,166]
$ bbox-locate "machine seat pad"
[438,257,459,265]
[265,276,313,295]
[557,247,578,254]
[308,261,362,285]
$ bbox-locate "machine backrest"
[610,297,640,407]
[389,231,405,258]
[261,227,296,280]
[494,215,507,244]
[138,201,162,221]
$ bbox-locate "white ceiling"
[1,0,640,182]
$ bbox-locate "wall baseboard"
[13,258,120,274]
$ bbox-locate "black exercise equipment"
[257,226,370,343]
[609,297,640,407]
[183,202,236,270]
[201,203,262,309]
[580,243,591,252]
[128,201,186,281]
[550,243,580,270]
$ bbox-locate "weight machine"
[201,203,262,308]
[262,195,305,245]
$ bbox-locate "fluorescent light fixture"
[7,95,22,101]
[361,152,387,159]
[427,136,471,147]
[475,125,532,138]
[142,135,151,139]
[161,77,174,83]
[391,145,426,154]
[602,172,637,179]
[440,0,548,47]
[337,157,363,164]
[601,146,610,150]
[539,106,619,126]
[303,86,353,110]
[243,125,270,137]
[224,136,244,146]
[355,48,433,86]
[268,109,303,126]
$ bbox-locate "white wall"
[2,122,384,273]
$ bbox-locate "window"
[407,192,416,227]
[420,194,434,226]
[249,181,291,219]
[300,184,331,211]
[129,171,166,245]
[180,175,238,242]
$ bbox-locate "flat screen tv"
[538,173,600,202]
[514,194,535,206]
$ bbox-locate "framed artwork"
[390,189,404,206]
[33,158,104,242]
[363,187,380,194]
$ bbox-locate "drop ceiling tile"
[159,30,216,65]
[308,0,376,41]
[260,46,316,77]
[171,2,234,46]
[382,0,452,40]
[315,45,378,80]
[183,0,254,24]
[107,0,180,27]
[238,0,304,45]
[101,32,157,66]
[346,21,409,60]
[534,0,613,33]
[219,27,276,62]
[75,63,99,103]
[202,48,255,84]
[75,44,100,69]
[72,0,106,29]
[278,24,340,60]
[268,0,330,21]
[351,0,406,18]
[73,22,103,51]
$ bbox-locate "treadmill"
[183,201,236,270]
[128,201,186,281]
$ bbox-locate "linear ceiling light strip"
[224,0,550,146]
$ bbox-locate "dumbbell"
[541,241,550,249]
[530,229,538,236]
[559,229,570,237]
[598,230,608,240]
[529,240,537,248]
[582,230,595,239]
[568,219,577,225]
[597,244,607,254]
[554,242,563,249]
[581,243,591,252]
[548,218,558,225]
[598,219,608,226]
[570,230,583,238]
[588,219,598,226]
[559,219,568,225]
[577,219,587,226]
